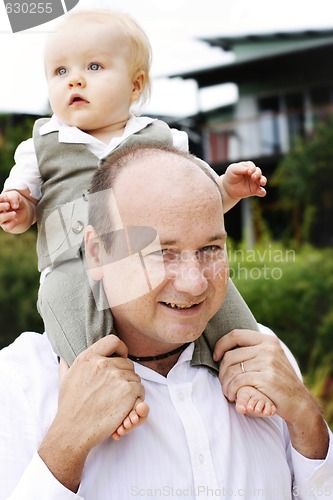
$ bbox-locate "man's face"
[92,156,228,356]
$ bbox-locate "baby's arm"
[218,161,267,213]
[0,188,37,233]
[111,398,149,441]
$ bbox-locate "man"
[0,144,332,499]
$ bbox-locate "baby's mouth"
[69,94,89,105]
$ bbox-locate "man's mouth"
[163,302,201,310]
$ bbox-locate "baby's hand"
[0,190,34,233]
[223,161,267,200]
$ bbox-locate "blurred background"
[0,0,332,426]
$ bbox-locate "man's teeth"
[165,302,196,309]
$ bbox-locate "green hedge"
[228,243,333,373]
[228,242,333,427]
[0,230,42,348]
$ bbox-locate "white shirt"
[3,114,189,201]
[0,326,332,500]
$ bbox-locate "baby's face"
[44,20,142,137]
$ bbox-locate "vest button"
[82,190,89,201]
[72,221,84,234]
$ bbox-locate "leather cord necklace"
[128,343,191,362]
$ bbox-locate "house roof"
[202,29,333,53]
[170,29,333,88]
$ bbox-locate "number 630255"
[5,3,53,14]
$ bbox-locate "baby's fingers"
[0,211,17,230]
[259,175,267,186]
[247,166,262,179]
[255,186,267,197]
[1,191,21,210]
[0,200,11,213]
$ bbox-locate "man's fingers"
[85,334,129,359]
[213,329,265,361]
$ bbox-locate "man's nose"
[170,255,208,296]
[68,72,86,88]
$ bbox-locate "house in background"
[162,29,333,242]
[2,30,333,243]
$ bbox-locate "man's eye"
[148,249,177,260]
[88,63,102,71]
[57,67,67,76]
[202,245,219,252]
[198,246,224,260]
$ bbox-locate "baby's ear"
[84,225,104,280]
[131,71,145,102]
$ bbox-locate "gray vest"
[34,118,173,271]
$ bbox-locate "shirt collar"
[132,343,195,384]
[38,114,156,146]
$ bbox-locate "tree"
[272,114,333,247]
[0,113,37,189]
[0,113,43,347]
[0,231,42,348]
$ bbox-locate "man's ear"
[84,225,104,281]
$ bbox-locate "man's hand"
[38,335,147,492]
[214,329,329,460]
[0,190,36,233]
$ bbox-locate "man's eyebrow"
[159,233,227,247]
[207,233,228,244]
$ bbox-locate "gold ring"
[240,361,245,373]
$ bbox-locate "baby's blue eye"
[57,67,67,76]
[89,63,101,71]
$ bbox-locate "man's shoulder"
[258,323,276,336]
[0,332,58,382]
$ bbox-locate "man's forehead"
[114,153,220,196]
[108,156,222,228]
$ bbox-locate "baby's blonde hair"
[52,9,152,106]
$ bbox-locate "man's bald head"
[88,144,223,252]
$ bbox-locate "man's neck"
[128,342,192,377]
[138,352,183,377]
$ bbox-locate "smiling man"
[0,144,332,499]
[85,144,229,376]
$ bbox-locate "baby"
[0,10,274,439]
